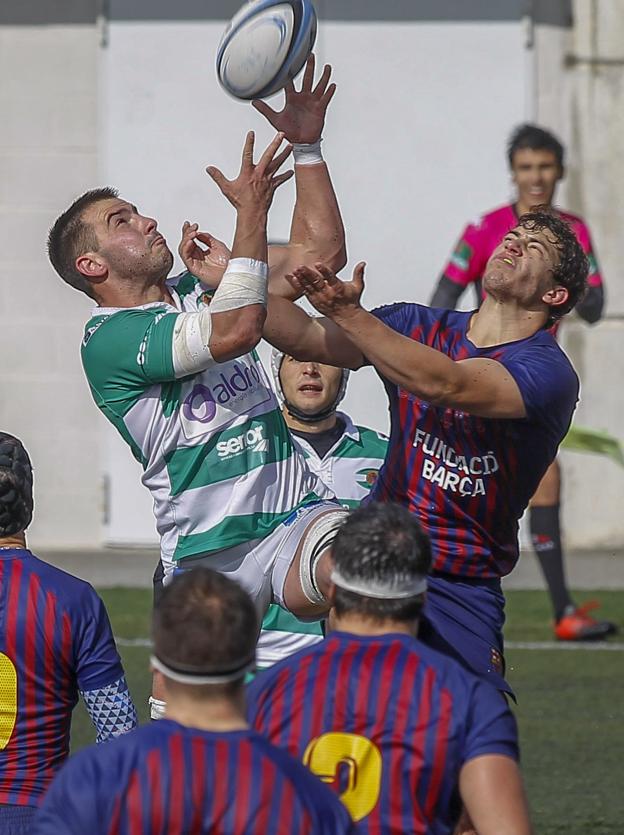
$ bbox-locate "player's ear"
[76,252,108,284]
[543,284,568,310]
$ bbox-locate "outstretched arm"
[264,293,365,369]
[289,262,527,419]
[254,55,346,297]
[459,755,533,835]
[178,131,293,364]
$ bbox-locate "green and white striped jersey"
[257,414,389,667]
[81,272,331,570]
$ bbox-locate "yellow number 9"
[0,653,17,750]
[303,732,382,821]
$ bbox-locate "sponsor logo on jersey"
[180,358,273,439]
[216,426,268,460]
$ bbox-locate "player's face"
[511,148,562,209]
[484,225,563,306]
[82,198,174,283]
[279,357,343,417]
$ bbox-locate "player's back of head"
[331,501,432,623]
[152,567,258,693]
[0,432,33,537]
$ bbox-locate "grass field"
[71,588,624,835]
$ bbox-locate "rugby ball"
[216,0,317,100]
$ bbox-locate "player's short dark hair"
[47,187,119,299]
[331,503,431,623]
[517,208,588,322]
[153,568,258,693]
[507,123,565,168]
[0,433,34,538]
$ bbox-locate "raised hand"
[178,222,231,288]
[252,54,336,144]
[287,261,367,320]
[206,131,293,214]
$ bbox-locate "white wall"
[101,14,529,544]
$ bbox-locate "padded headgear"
[0,433,34,537]
[270,347,349,424]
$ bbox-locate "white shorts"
[166,501,348,620]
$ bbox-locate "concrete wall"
[0,9,103,547]
[534,1,624,547]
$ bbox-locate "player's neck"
[95,279,174,309]
[514,198,554,217]
[331,613,419,638]
[164,690,249,732]
[283,409,337,434]
[0,532,26,550]
[468,297,548,347]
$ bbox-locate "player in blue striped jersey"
[0,434,137,833]
[34,568,354,835]
[248,503,532,835]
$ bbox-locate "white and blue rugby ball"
[216,0,317,100]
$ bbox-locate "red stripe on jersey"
[167,732,186,834]
[352,642,382,736]
[108,796,122,835]
[125,768,144,833]
[252,750,275,834]
[41,591,59,787]
[300,638,340,752]
[232,738,252,831]
[331,641,357,730]
[407,661,433,835]
[424,686,452,818]
[16,572,42,805]
[365,642,402,833]
[189,736,206,834]
[145,748,164,832]
[287,651,317,754]
[211,739,229,827]
[0,560,23,801]
[265,666,290,743]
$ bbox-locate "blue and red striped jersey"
[33,719,354,834]
[0,548,124,806]
[247,632,518,835]
[368,304,578,577]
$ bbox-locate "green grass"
[71,588,624,835]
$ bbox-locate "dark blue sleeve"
[497,344,579,440]
[73,587,125,691]
[462,679,519,765]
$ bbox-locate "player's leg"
[271,503,348,620]
[530,458,616,640]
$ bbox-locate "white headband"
[150,654,253,686]
[330,568,427,600]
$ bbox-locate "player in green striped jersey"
[47,62,350,715]
[255,350,389,669]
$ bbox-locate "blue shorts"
[419,573,514,698]
[0,803,37,834]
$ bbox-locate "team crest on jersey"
[450,240,473,271]
[198,291,213,308]
[355,468,379,490]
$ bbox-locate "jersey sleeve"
[439,220,492,290]
[72,587,126,692]
[371,302,428,340]
[462,679,519,765]
[82,308,179,398]
[495,344,579,440]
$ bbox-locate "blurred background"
[1,0,623,550]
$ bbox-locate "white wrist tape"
[293,139,324,166]
[209,257,268,314]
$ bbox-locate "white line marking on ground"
[506,640,624,651]
[115,637,624,651]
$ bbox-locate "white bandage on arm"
[171,258,267,377]
[209,257,268,314]
[172,309,214,377]
[293,139,324,166]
